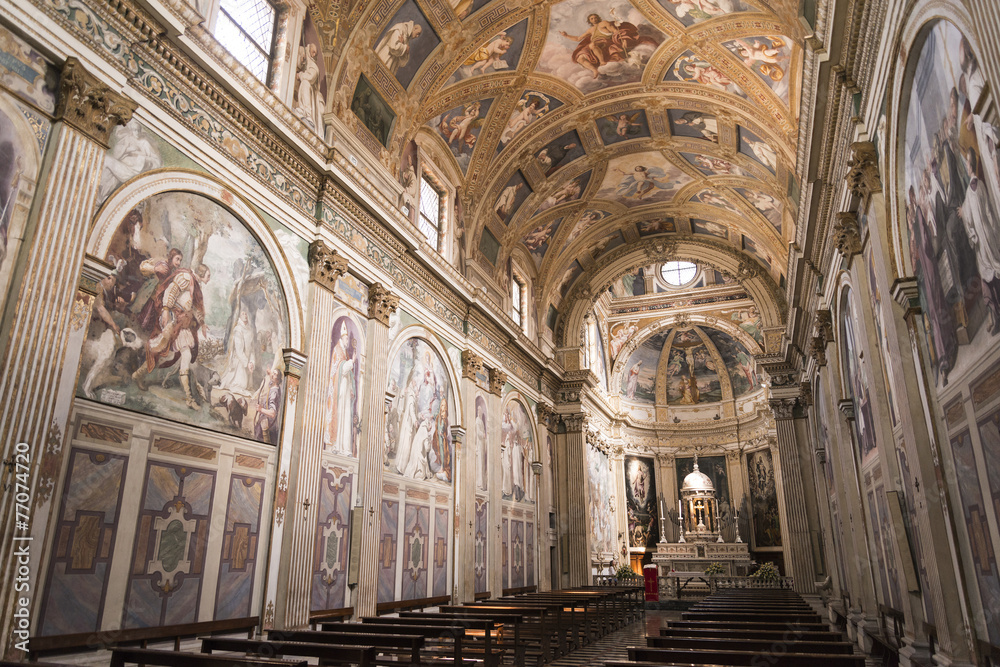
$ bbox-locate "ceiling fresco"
[325,0,803,316]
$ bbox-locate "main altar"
[652,457,751,587]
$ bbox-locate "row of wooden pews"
[13,586,643,667]
[606,588,866,667]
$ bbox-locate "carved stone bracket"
[56,58,136,147]
[282,348,308,379]
[79,254,115,296]
[562,412,589,433]
[891,278,921,318]
[838,398,856,421]
[799,381,812,407]
[308,241,349,291]
[367,282,399,325]
[815,310,833,341]
[462,350,484,380]
[809,335,827,366]
[845,141,882,201]
[756,357,798,388]
[833,212,862,260]
[810,310,833,366]
[769,398,797,420]
[488,367,507,396]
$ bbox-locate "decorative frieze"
[55,58,136,147]
[845,141,882,201]
[833,212,862,260]
[488,367,507,395]
[461,349,484,380]
[367,282,399,325]
[307,241,349,291]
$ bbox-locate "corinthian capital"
[308,241,349,291]
[562,412,589,433]
[769,397,797,420]
[462,350,484,380]
[488,367,507,395]
[845,141,882,201]
[56,58,136,147]
[833,212,862,260]
[367,282,399,325]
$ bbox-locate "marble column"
[355,283,399,617]
[487,367,506,597]
[0,59,134,659]
[562,413,589,587]
[458,350,484,602]
[277,241,348,629]
[768,395,818,593]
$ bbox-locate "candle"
[679,499,683,518]
[660,498,665,518]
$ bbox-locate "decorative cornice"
[833,211,862,260]
[845,141,882,202]
[55,58,135,147]
[461,350,484,380]
[367,282,399,325]
[488,368,507,396]
[307,240,349,292]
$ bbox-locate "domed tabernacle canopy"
[678,456,722,541]
[681,459,715,494]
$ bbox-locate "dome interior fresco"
[618,323,758,406]
[322,0,803,312]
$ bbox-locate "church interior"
[1,0,999,663]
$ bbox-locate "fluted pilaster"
[769,397,816,593]
[0,59,133,659]
[356,283,398,616]
[563,413,589,587]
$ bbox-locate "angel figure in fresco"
[695,155,741,175]
[609,322,637,358]
[375,21,423,75]
[443,101,484,154]
[728,38,786,80]
[674,111,718,141]
[626,361,641,398]
[495,182,523,218]
[606,112,643,137]
[523,222,555,250]
[501,94,550,143]
[464,32,513,75]
[674,56,739,94]
[664,0,734,21]
[615,165,675,200]
[744,137,778,171]
[557,13,657,79]
[695,190,739,212]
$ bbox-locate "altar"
[652,457,751,593]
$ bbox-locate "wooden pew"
[110,647,306,667]
[667,619,830,632]
[308,606,354,630]
[469,598,576,654]
[624,646,866,667]
[399,611,525,667]
[645,634,856,654]
[659,626,845,643]
[375,595,450,616]
[329,621,467,666]
[29,616,258,661]
[274,629,424,665]
[200,637,376,666]
[439,603,556,663]
[682,611,823,623]
[360,616,505,667]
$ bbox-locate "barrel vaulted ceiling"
[320,0,803,321]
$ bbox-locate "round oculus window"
[659,261,698,287]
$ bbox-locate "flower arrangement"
[616,563,636,579]
[704,562,725,576]
[752,561,781,583]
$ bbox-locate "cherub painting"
[428,98,494,172]
[691,189,740,213]
[537,1,664,93]
[499,91,559,148]
[735,187,783,233]
[658,0,755,26]
[565,208,610,245]
[666,51,745,98]
[597,110,651,145]
[723,36,792,104]
[668,109,719,141]
[598,152,691,205]
[447,20,528,85]
[637,217,676,236]
[535,171,591,213]
[682,152,744,177]
[524,218,562,267]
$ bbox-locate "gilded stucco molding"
[307,240,349,291]
[832,211,862,261]
[461,349,485,380]
[367,282,399,325]
[488,368,508,396]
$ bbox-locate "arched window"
[212,0,277,82]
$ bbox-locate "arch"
[500,391,541,504]
[558,236,784,348]
[385,324,465,425]
[87,169,305,349]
